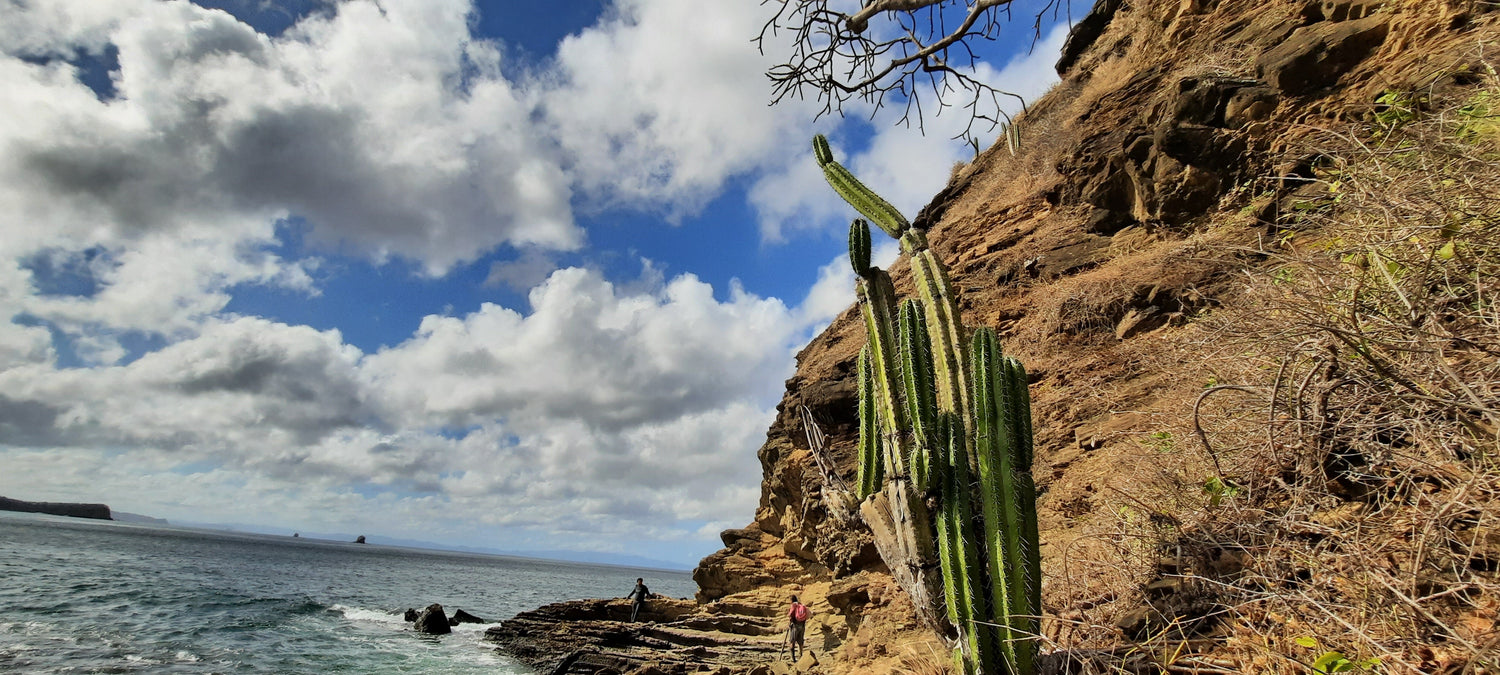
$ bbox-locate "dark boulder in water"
[404,608,419,622]
[449,609,485,625]
[353,535,366,544]
[414,604,451,635]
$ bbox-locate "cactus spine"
[821,136,1040,675]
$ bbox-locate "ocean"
[0,512,696,673]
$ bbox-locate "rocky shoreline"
[483,597,794,674]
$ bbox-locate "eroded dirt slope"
[687,0,1500,672]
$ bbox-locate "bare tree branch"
[757,0,1062,146]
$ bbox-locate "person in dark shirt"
[625,578,650,622]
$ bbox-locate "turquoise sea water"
[0,512,695,673]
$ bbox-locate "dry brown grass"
[1019,59,1500,675]
[1130,70,1500,674]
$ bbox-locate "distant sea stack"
[0,496,112,520]
[353,535,366,544]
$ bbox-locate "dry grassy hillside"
[690,0,1500,673]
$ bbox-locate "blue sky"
[0,0,1070,566]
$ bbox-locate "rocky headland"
[485,1,1500,672]
[0,496,112,520]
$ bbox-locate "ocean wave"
[329,605,405,628]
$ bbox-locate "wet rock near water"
[485,598,784,674]
[414,603,452,635]
[449,609,485,626]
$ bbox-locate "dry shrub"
[1162,68,1500,673]
[895,641,958,675]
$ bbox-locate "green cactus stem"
[812,134,909,238]
[971,328,1040,675]
[856,346,883,499]
[898,299,938,492]
[933,414,968,633]
[903,230,973,470]
[855,270,907,476]
[849,219,872,278]
[971,329,1022,671]
[812,133,835,166]
[1006,356,1041,657]
[942,411,997,675]
[1001,121,1021,157]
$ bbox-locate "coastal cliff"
[0,496,112,520]
[489,1,1500,671]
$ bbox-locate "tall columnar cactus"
[972,330,1039,673]
[827,135,1040,675]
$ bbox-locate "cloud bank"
[0,0,1063,561]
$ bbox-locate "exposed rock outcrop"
[485,597,781,674]
[414,603,452,635]
[449,609,486,625]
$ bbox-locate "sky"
[0,0,1071,567]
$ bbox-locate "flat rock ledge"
[484,598,789,675]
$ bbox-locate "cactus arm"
[1007,357,1041,669]
[812,134,835,166]
[856,270,908,476]
[987,348,1036,675]
[898,299,938,493]
[1008,357,1035,469]
[947,411,997,675]
[857,346,884,499]
[934,414,963,626]
[969,328,1019,671]
[812,136,910,238]
[849,219,873,278]
[903,231,973,457]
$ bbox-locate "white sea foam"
[330,604,406,629]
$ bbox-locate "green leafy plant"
[1295,637,1382,673]
[1373,90,1422,133]
[1143,431,1176,454]
[829,134,1040,675]
[1202,475,1240,508]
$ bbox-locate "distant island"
[0,496,111,520]
[113,511,169,525]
